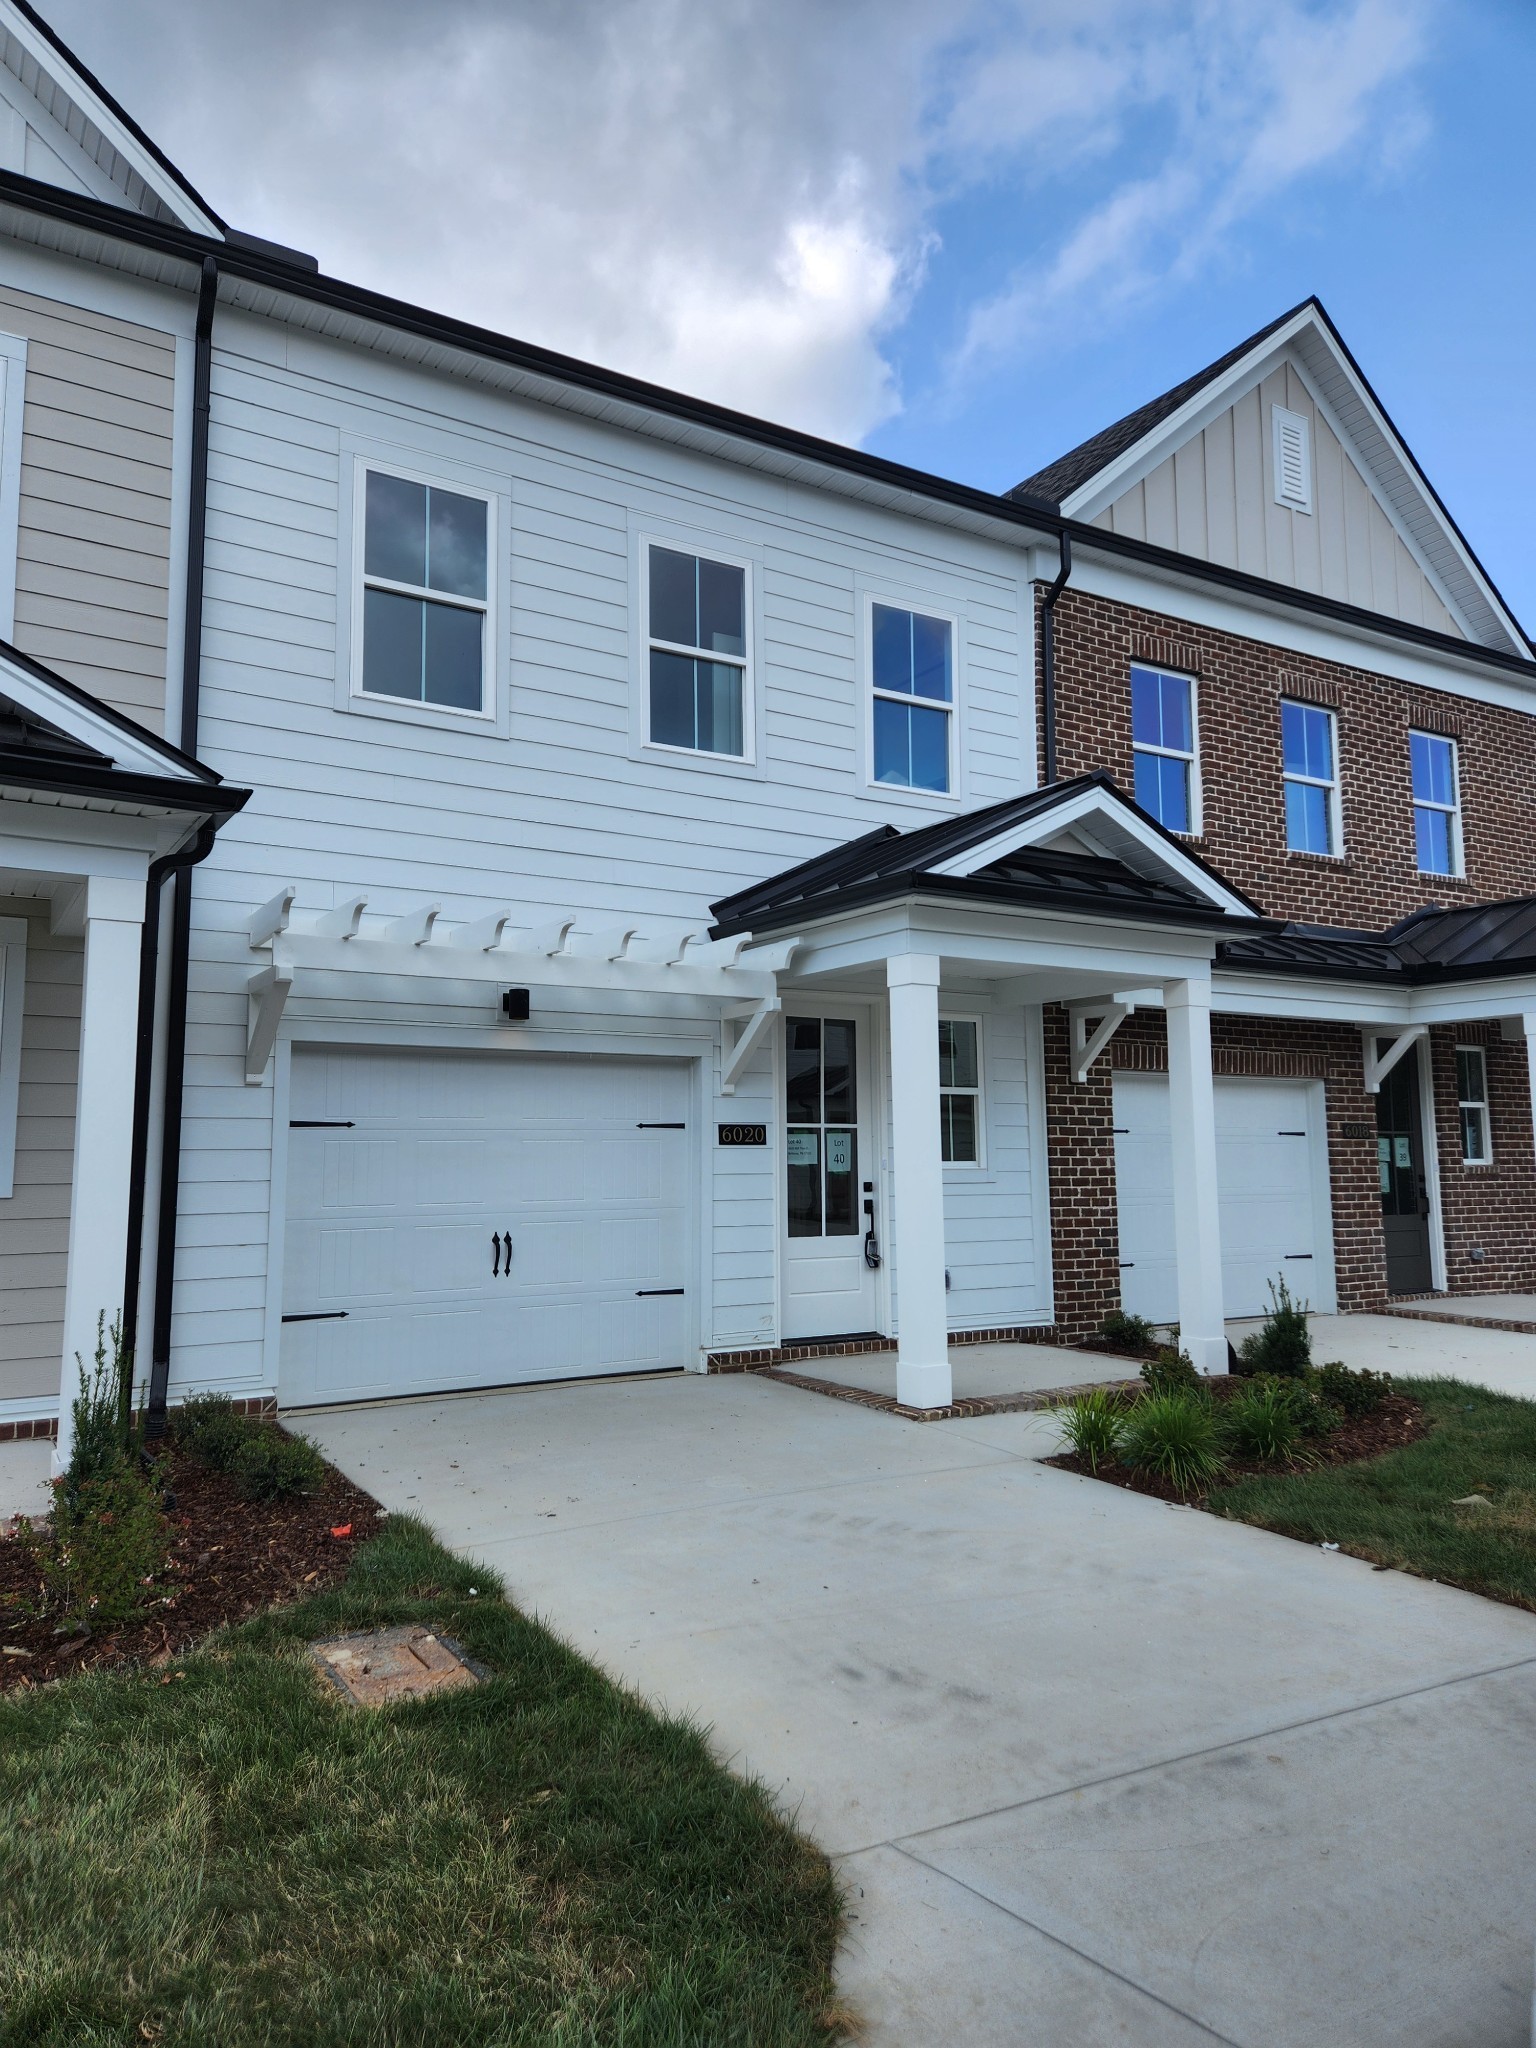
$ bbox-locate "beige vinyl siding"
[0,901,79,1410]
[0,282,175,731]
[1093,360,1463,639]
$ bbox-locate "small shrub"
[63,1313,138,1503]
[167,1392,252,1473]
[1120,1391,1226,1497]
[20,1462,167,1626]
[1058,1388,1126,1472]
[1224,1382,1308,1466]
[1098,1310,1157,1355]
[232,1427,326,1502]
[1236,1276,1312,1379]
[1314,1361,1393,1417]
[1140,1348,1203,1398]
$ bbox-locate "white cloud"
[41,0,1433,440]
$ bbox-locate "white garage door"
[280,1049,692,1406]
[1113,1073,1335,1322]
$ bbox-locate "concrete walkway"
[1231,1309,1536,1402]
[303,1370,1536,2047]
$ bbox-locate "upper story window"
[1280,700,1340,856]
[1456,1046,1490,1164]
[1411,731,1461,876]
[359,467,491,715]
[1130,664,1197,833]
[647,544,748,758]
[871,602,954,793]
[938,1017,982,1165]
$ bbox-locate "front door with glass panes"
[1375,1039,1433,1295]
[781,1009,881,1340]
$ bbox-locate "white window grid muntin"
[351,457,497,722]
[1280,700,1343,857]
[1410,731,1463,877]
[1455,1043,1491,1165]
[939,1012,985,1169]
[864,591,961,800]
[640,535,755,764]
[1272,403,1313,515]
[1130,666,1202,837]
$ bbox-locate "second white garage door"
[280,1048,693,1407]
[1113,1073,1336,1322]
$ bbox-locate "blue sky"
[51,0,1536,627]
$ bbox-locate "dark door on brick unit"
[1375,1041,1433,1295]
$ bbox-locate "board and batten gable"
[1090,358,1465,640]
[163,308,1036,1392]
[0,277,175,731]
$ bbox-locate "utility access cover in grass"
[311,1625,483,1705]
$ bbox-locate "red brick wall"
[1045,585,1536,927]
[1041,1004,1119,1341]
[1427,1024,1536,1293]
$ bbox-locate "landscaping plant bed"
[1049,1382,1429,1504]
[0,1441,382,1691]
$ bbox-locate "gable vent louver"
[1272,405,1312,515]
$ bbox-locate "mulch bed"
[0,1445,382,1692]
[1048,1387,1430,1505]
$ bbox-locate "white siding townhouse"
[1,2,1534,1470]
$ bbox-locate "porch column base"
[887,954,951,1411]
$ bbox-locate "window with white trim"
[1273,405,1312,514]
[1411,731,1461,876]
[647,543,748,757]
[358,466,492,714]
[938,1017,982,1165]
[871,601,954,793]
[1130,664,1197,833]
[1280,700,1340,856]
[1456,1046,1490,1164]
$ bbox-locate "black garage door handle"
[636,1288,684,1297]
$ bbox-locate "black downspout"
[1040,531,1072,786]
[145,253,218,1431]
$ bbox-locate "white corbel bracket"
[1065,987,1160,1084]
[721,995,781,1096]
[1361,1024,1428,1094]
[245,962,293,1084]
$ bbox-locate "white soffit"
[0,2,222,235]
[0,648,204,780]
[1057,306,1529,662]
[925,785,1254,916]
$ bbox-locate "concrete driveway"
[303,1366,1536,2046]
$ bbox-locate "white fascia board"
[924,784,1252,917]
[0,649,204,780]
[1067,544,1536,718]
[0,4,223,237]
[1060,307,1528,661]
[1213,969,1536,1026]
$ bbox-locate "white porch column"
[1163,975,1227,1375]
[887,954,951,1409]
[55,874,145,1474]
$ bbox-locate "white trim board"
[0,911,25,1195]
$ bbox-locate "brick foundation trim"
[707,1325,1055,1372]
[750,1363,1138,1423]
[1383,1304,1536,1337]
[0,1394,277,1446]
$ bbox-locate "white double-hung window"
[1281,700,1340,855]
[1456,1047,1490,1164]
[357,466,492,715]
[938,1017,982,1165]
[1130,664,1197,832]
[647,543,749,758]
[871,602,955,793]
[1411,731,1462,876]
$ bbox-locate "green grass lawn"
[1209,1377,1536,1613]
[0,1517,846,2047]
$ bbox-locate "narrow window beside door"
[1456,1046,1490,1163]
[647,544,748,757]
[871,602,954,793]
[785,1017,858,1236]
[938,1018,982,1165]
[358,466,491,713]
[1130,665,1197,832]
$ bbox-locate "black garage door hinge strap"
[637,1122,685,1128]
[636,1288,685,1296]
[290,1120,356,1128]
[282,1310,350,1322]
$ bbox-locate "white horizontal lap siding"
[940,1005,1047,1329]
[0,906,79,1407]
[170,327,1031,1394]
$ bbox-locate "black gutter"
[145,253,218,1430]
[0,751,247,810]
[1040,532,1072,784]
[0,167,1528,678]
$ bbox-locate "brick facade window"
[1281,700,1341,856]
[1456,1046,1490,1163]
[1410,730,1462,877]
[1130,664,1198,832]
